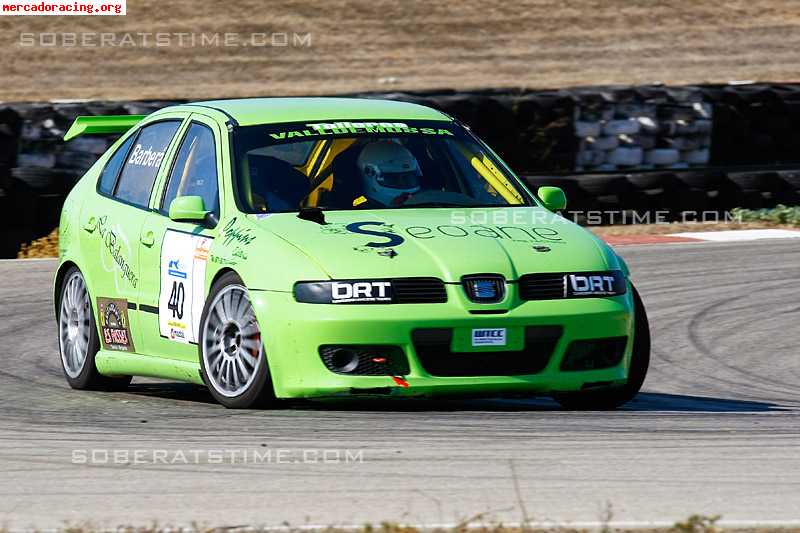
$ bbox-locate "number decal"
[167,281,185,319]
[159,231,213,343]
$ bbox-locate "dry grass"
[17,227,59,258]
[7,524,800,533]
[1,0,800,102]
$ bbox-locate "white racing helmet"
[357,140,421,205]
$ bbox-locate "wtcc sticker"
[471,328,506,347]
[96,297,134,352]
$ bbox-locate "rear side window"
[114,121,181,208]
[161,123,220,215]
[98,134,135,194]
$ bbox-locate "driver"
[356,140,421,206]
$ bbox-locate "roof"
[187,97,450,126]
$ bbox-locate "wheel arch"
[53,260,79,320]
[208,267,240,291]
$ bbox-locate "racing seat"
[247,155,309,212]
[320,143,364,207]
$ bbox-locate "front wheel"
[198,272,274,408]
[552,284,650,410]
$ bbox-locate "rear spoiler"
[63,114,146,141]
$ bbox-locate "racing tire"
[57,267,132,391]
[198,272,275,409]
[626,171,678,191]
[552,284,650,410]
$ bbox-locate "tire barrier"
[2,84,800,256]
[0,100,179,256]
[523,169,800,224]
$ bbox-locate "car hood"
[253,207,617,281]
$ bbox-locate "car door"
[78,119,183,354]
[137,114,224,361]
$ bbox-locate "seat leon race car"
[55,97,650,409]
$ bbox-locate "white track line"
[669,228,800,241]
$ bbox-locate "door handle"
[83,217,97,233]
[140,231,155,247]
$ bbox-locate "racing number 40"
[168,281,185,319]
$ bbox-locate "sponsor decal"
[221,217,257,247]
[194,239,211,261]
[344,222,404,248]
[471,328,506,347]
[168,321,187,341]
[210,254,237,267]
[566,273,622,296]
[167,259,187,279]
[95,215,138,288]
[335,221,564,248]
[331,281,392,303]
[127,144,166,168]
[268,123,454,141]
[97,297,135,352]
[308,121,410,131]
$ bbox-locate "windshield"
[232,119,532,213]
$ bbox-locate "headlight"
[565,271,627,297]
[294,280,393,304]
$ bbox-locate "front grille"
[319,345,410,375]
[518,273,566,300]
[391,277,447,303]
[412,326,562,377]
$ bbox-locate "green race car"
[55,97,650,409]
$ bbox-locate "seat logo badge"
[462,276,505,303]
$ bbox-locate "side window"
[98,134,136,195]
[161,123,219,215]
[114,121,181,208]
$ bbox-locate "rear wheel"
[57,267,131,390]
[199,272,274,408]
[553,285,650,410]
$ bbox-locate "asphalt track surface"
[1,240,799,530]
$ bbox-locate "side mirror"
[169,195,209,223]
[537,186,567,211]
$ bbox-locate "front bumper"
[251,286,634,399]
